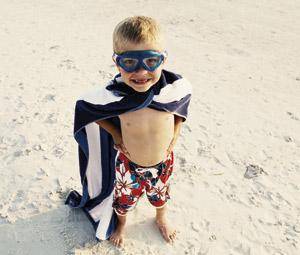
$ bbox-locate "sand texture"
[0,0,299,254]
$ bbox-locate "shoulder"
[153,70,192,103]
[78,81,123,105]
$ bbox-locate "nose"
[134,66,148,75]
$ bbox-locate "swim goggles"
[112,50,167,73]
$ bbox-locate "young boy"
[65,15,192,246]
[95,16,191,247]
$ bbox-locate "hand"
[112,131,131,157]
[166,136,177,156]
[166,116,183,155]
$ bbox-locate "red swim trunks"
[112,151,174,216]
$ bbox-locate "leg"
[155,204,177,244]
[109,213,126,247]
[146,151,176,243]
[111,151,144,247]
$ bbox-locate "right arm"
[95,119,121,138]
[95,119,130,157]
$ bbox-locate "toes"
[114,238,123,248]
[169,231,176,243]
[171,230,177,238]
[111,238,116,245]
[110,237,118,247]
[167,230,176,244]
[157,222,177,244]
[109,233,124,248]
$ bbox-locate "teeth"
[132,79,150,83]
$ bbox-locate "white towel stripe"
[85,123,102,199]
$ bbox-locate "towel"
[65,69,192,240]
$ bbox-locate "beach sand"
[0,0,299,254]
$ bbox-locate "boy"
[96,16,190,247]
[65,15,192,247]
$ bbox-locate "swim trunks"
[112,150,174,216]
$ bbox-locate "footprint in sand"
[18,82,24,90]
[42,94,56,102]
[286,111,299,121]
[52,146,65,159]
[49,45,60,51]
[190,221,203,233]
[244,164,266,179]
[98,70,114,80]
[197,140,214,157]
[208,234,217,241]
[12,115,28,125]
[57,59,79,71]
[35,168,48,180]
[44,113,57,124]
[177,156,187,166]
[33,144,44,151]
[283,136,294,142]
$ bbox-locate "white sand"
[0,0,300,254]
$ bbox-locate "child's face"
[113,41,167,93]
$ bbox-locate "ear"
[112,56,121,72]
[116,64,122,73]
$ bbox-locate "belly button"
[126,122,131,126]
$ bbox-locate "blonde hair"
[113,16,164,54]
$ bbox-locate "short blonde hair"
[113,16,164,54]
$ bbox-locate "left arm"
[166,115,184,154]
[174,115,183,140]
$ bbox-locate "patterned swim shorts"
[112,151,174,216]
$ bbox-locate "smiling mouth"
[130,78,152,84]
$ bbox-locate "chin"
[132,85,151,92]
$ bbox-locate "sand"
[0,0,299,254]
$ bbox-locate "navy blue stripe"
[149,94,192,122]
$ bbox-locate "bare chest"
[119,107,174,133]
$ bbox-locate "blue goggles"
[112,50,167,73]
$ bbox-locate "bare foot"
[156,218,177,244]
[109,223,125,247]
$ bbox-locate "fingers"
[114,143,130,157]
[120,144,130,157]
[166,147,172,157]
[167,142,174,155]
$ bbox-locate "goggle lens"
[119,58,139,69]
[143,56,162,68]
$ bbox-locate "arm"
[95,119,121,138]
[174,115,184,139]
[96,119,130,156]
[166,115,184,154]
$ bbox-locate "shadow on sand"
[0,205,97,255]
